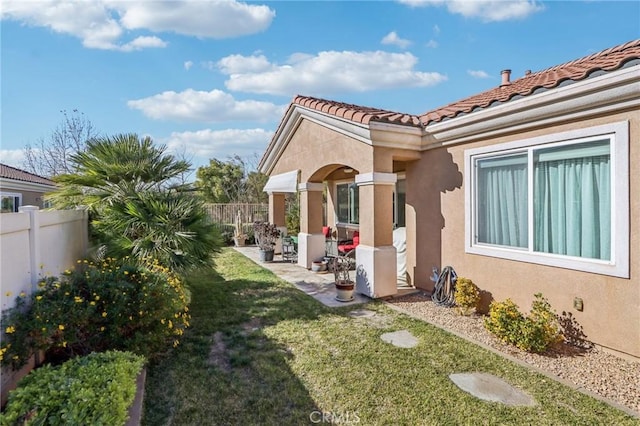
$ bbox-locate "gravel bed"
[386,292,640,416]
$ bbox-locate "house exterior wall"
[406,109,639,358]
[270,119,374,180]
[20,190,47,208]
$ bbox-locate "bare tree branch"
[23,109,98,178]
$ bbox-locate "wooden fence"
[204,203,269,237]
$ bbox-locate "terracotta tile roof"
[0,163,56,186]
[419,39,640,125]
[263,38,639,172]
[293,95,421,127]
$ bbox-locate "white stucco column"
[297,182,325,268]
[354,172,397,298]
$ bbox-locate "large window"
[1,192,21,213]
[336,182,359,225]
[465,122,629,278]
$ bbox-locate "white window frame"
[465,121,629,278]
[0,192,22,213]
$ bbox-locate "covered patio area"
[259,96,422,299]
[233,246,419,307]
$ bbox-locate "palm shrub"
[92,191,219,271]
[47,134,220,271]
[0,258,190,369]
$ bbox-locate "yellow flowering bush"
[0,258,190,369]
[484,293,563,353]
[453,277,480,316]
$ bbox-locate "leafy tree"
[195,155,268,204]
[48,134,220,271]
[195,158,244,203]
[23,109,98,178]
[245,170,268,204]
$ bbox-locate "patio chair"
[337,230,359,256]
[282,236,297,263]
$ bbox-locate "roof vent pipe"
[500,69,511,86]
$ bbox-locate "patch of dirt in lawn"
[207,331,231,372]
[240,317,263,335]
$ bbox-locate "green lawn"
[142,249,638,425]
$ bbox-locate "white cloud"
[433,24,441,34]
[184,61,194,71]
[120,36,167,52]
[397,0,544,22]
[117,1,274,38]
[164,128,273,161]
[1,0,275,51]
[127,89,285,123]
[381,31,412,49]
[468,70,490,78]
[426,39,438,48]
[217,54,274,74]
[220,51,447,96]
[0,149,27,168]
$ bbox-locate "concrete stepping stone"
[449,372,536,406]
[348,309,377,318]
[380,330,418,348]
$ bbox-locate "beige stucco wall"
[406,110,640,358]
[21,190,47,207]
[270,119,374,181]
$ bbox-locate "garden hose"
[431,266,457,307]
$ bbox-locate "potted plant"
[233,210,247,247]
[332,255,354,302]
[253,221,280,262]
[311,258,327,272]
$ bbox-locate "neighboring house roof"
[287,39,640,129]
[0,163,55,187]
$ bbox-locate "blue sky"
[1,1,639,175]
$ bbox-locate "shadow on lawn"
[143,264,328,425]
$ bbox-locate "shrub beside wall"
[0,351,144,426]
[484,293,563,353]
[1,257,190,369]
[453,277,480,315]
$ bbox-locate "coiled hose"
[431,266,457,307]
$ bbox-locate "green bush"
[48,134,221,272]
[484,293,563,353]
[453,277,480,315]
[1,258,190,369]
[0,351,144,426]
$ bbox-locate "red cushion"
[323,226,332,237]
[338,244,356,253]
[352,235,359,246]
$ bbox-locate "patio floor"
[233,246,417,307]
